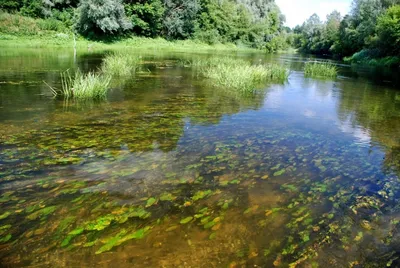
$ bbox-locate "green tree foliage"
[194,0,285,49]
[297,14,325,54]
[75,0,132,36]
[162,0,200,39]
[0,0,288,49]
[0,0,23,12]
[295,11,341,55]
[124,0,164,37]
[194,0,249,44]
[295,0,400,61]
[376,5,400,55]
[1,0,77,20]
[20,0,49,18]
[237,0,284,48]
[349,0,383,51]
[325,11,341,52]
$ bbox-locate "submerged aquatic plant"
[55,70,112,99]
[190,57,289,92]
[101,53,141,76]
[304,61,338,78]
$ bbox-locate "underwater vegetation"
[0,100,399,267]
[304,61,338,78]
[2,50,400,267]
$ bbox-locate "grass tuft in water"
[58,70,112,99]
[191,57,289,92]
[304,61,338,78]
[101,53,142,77]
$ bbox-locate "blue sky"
[276,0,352,28]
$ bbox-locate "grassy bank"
[0,34,251,52]
[0,12,253,52]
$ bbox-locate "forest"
[0,0,294,52]
[294,0,400,66]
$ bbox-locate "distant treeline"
[0,0,294,51]
[294,0,400,66]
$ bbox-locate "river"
[0,48,400,267]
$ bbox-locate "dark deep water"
[1,48,400,267]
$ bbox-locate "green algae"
[0,211,11,220]
[26,206,57,220]
[180,217,193,224]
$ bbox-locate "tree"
[124,0,165,37]
[234,0,284,48]
[324,11,341,53]
[297,14,325,54]
[20,0,51,18]
[377,5,400,55]
[0,0,23,12]
[236,0,279,22]
[75,0,132,36]
[350,0,383,48]
[162,0,200,39]
[194,0,239,44]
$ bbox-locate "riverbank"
[0,33,256,53]
[0,11,254,52]
[344,50,400,68]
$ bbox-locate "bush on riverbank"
[344,50,400,68]
[0,11,68,36]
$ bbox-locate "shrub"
[0,11,68,35]
[75,0,132,36]
[344,49,400,68]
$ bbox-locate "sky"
[275,0,352,28]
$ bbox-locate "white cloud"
[276,0,352,28]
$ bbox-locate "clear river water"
[0,48,400,267]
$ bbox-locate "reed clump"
[49,70,111,99]
[304,61,338,78]
[191,57,289,92]
[101,53,142,76]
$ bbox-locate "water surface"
[1,48,400,267]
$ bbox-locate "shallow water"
[1,48,400,267]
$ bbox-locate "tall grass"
[51,70,111,99]
[191,57,289,92]
[304,61,338,78]
[101,53,142,76]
